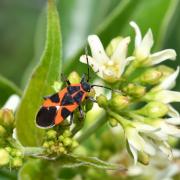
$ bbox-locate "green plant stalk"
[107,110,131,128]
[77,112,106,143]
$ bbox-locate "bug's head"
[81,75,91,92]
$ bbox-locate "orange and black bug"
[36,50,114,128]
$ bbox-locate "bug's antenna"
[85,46,90,82]
[91,84,121,93]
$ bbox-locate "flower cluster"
[80,21,180,164]
[42,129,79,156]
[0,108,23,168]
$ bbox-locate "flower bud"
[85,101,94,112]
[108,118,118,127]
[155,65,174,80]
[58,135,64,141]
[0,149,9,166]
[0,109,14,128]
[139,68,162,85]
[109,95,129,112]
[96,94,108,108]
[106,36,122,57]
[123,84,146,98]
[12,157,23,167]
[138,151,150,165]
[63,130,72,137]
[63,137,72,146]
[46,130,57,139]
[59,146,65,153]
[0,125,6,137]
[68,71,81,84]
[71,140,79,149]
[43,142,49,148]
[135,101,169,118]
[52,81,62,92]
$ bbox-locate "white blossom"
[130,21,176,65]
[80,35,133,83]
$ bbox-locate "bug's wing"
[36,106,57,128]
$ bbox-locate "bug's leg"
[69,113,74,125]
[78,106,84,119]
[61,73,71,86]
[86,96,97,103]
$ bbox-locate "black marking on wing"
[67,86,80,94]
[43,93,60,103]
[73,91,84,104]
[49,93,60,103]
[61,107,71,119]
[61,93,74,106]
[36,107,57,128]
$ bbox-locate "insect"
[36,50,114,128]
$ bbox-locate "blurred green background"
[0,0,179,87]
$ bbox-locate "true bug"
[36,50,114,128]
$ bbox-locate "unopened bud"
[96,94,108,108]
[52,81,62,92]
[0,109,14,128]
[63,137,72,146]
[108,118,118,127]
[123,83,146,98]
[71,140,79,149]
[155,65,174,80]
[0,149,9,166]
[138,151,150,165]
[59,146,65,153]
[0,125,6,137]
[68,71,81,84]
[46,130,57,139]
[58,135,64,141]
[106,36,122,57]
[109,95,129,112]
[136,101,169,118]
[139,68,162,85]
[43,142,49,148]
[63,130,72,137]
[12,157,23,167]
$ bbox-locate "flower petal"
[126,127,145,151]
[155,90,180,104]
[160,122,180,138]
[111,37,131,76]
[158,67,179,90]
[134,122,160,133]
[88,35,109,63]
[158,141,173,160]
[129,144,138,164]
[142,137,156,156]
[130,21,142,48]
[137,29,153,59]
[149,49,176,65]
[3,94,20,112]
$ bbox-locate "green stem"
[107,110,131,128]
[77,112,107,143]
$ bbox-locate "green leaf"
[54,154,126,171]
[18,160,56,180]
[0,75,22,107]
[16,0,62,146]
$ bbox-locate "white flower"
[144,67,180,104]
[80,35,133,83]
[3,94,20,112]
[130,21,176,65]
[125,122,172,164]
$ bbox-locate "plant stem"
[107,110,131,128]
[77,112,107,143]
